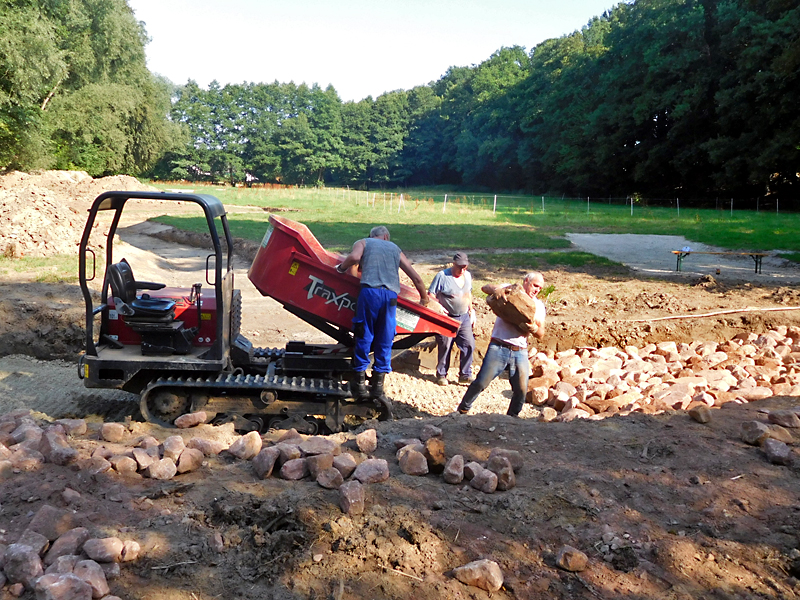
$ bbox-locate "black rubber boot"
[370,372,385,399]
[354,371,369,400]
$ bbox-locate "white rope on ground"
[624,305,800,323]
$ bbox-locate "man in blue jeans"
[457,272,546,417]
[336,226,428,400]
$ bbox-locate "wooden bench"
[671,250,770,273]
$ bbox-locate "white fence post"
[493,195,497,214]
[587,196,590,214]
[542,196,545,213]
[443,194,447,213]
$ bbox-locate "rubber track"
[143,371,351,399]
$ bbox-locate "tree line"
[2,0,798,202]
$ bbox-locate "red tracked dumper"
[78,191,458,433]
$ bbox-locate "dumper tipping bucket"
[248,215,458,345]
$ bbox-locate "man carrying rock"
[427,251,475,386]
[337,226,428,400]
[456,272,546,417]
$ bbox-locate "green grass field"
[6,183,794,285]
[148,182,800,256]
[473,251,623,270]
[0,254,79,283]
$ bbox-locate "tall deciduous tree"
[451,46,530,189]
[702,0,800,197]
[0,0,178,175]
[364,90,410,188]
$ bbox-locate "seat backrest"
[108,259,136,304]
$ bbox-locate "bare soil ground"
[2,172,800,600]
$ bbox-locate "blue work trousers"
[435,313,475,379]
[457,341,529,416]
[353,286,397,373]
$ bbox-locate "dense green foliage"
[0,0,180,175]
[151,0,799,202]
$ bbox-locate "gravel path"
[0,354,535,423]
[0,355,137,420]
[567,233,800,282]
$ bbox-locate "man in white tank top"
[457,272,546,417]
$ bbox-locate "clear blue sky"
[126,0,619,102]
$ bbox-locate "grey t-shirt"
[360,237,402,294]
[428,267,472,316]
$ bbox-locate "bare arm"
[427,292,447,314]
[399,253,429,306]
[523,299,546,339]
[337,239,365,272]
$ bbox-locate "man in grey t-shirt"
[427,252,475,385]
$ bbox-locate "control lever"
[190,283,202,332]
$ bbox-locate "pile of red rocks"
[0,410,227,482]
[527,327,800,421]
[234,427,388,516]
[94,422,214,480]
[0,410,84,476]
[394,424,522,494]
[740,408,800,466]
[0,504,139,599]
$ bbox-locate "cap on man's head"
[453,252,469,266]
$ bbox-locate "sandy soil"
[3,172,800,600]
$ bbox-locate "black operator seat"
[107,259,176,322]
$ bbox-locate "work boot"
[354,371,369,400]
[370,372,386,399]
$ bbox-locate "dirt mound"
[626,291,690,313]
[0,170,157,258]
[766,287,800,305]
[150,227,262,263]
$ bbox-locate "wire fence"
[321,189,798,216]
[153,181,797,215]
